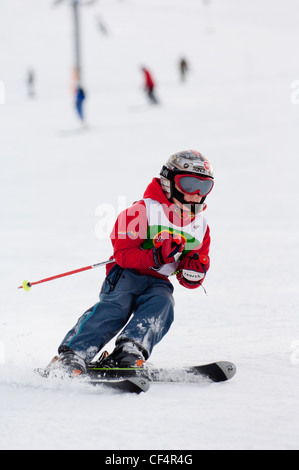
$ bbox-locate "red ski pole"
[18,258,115,291]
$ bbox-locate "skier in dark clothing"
[27,68,35,98]
[179,57,189,82]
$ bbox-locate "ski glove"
[153,233,186,268]
[177,251,210,289]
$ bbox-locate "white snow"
[1,0,299,450]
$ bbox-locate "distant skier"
[179,57,189,82]
[96,15,109,36]
[26,68,35,98]
[75,86,86,121]
[46,150,214,378]
[141,67,158,104]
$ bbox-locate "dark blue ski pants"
[59,266,175,362]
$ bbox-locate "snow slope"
[0,0,299,450]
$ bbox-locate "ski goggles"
[174,174,214,197]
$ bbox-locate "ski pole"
[18,258,115,291]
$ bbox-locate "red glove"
[153,233,186,268]
[177,251,210,289]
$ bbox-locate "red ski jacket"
[143,69,155,90]
[107,178,211,287]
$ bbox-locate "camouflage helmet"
[160,150,214,201]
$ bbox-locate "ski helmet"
[160,150,214,214]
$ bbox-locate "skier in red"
[141,67,158,104]
[52,150,214,376]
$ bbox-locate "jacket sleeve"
[110,201,155,270]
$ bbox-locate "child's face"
[172,184,201,209]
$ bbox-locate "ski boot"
[41,347,87,379]
[99,340,147,369]
[88,340,149,381]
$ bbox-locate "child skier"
[52,150,214,376]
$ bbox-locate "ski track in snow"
[1,0,299,450]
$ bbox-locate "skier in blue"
[75,86,85,121]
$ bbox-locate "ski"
[87,376,150,394]
[35,357,150,394]
[148,361,236,383]
[36,359,236,395]
[87,360,236,384]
